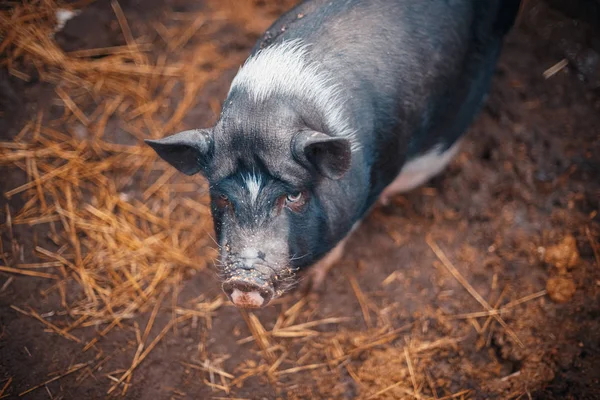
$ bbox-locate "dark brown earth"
[1,1,599,399]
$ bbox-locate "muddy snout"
[222,272,275,308]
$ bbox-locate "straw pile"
[0,1,241,395]
[0,0,229,333]
[0,1,546,398]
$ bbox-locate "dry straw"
[0,1,543,398]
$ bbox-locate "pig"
[146,0,522,308]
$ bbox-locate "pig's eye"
[215,193,231,208]
[283,191,308,212]
[286,192,302,203]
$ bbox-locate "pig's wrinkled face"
[209,170,319,308]
[145,109,352,308]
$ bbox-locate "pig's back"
[247,0,520,206]
[252,0,518,149]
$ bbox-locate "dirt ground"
[1,0,599,399]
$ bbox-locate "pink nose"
[222,279,274,308]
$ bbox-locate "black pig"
[147,0,521,308]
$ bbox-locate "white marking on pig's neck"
[229,39,359,151]
[244,173,262,204]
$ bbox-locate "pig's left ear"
[292,131,351,180]
[145,129,213,175]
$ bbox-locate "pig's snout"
[222,276,274,308]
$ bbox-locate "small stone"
[543,234,580,273]
[547,276,576,303]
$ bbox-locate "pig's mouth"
[220,261,297,308]
[222,275,274,308]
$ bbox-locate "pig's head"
[145,40,364,308]
[146,120,352,307]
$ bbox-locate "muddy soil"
[1,0,599,399]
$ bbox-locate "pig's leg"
[306,221,362,290]
[308,236,348,289]
[379,140,462,205]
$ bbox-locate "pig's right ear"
[145,129,213,176]
[292,131,351,180]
